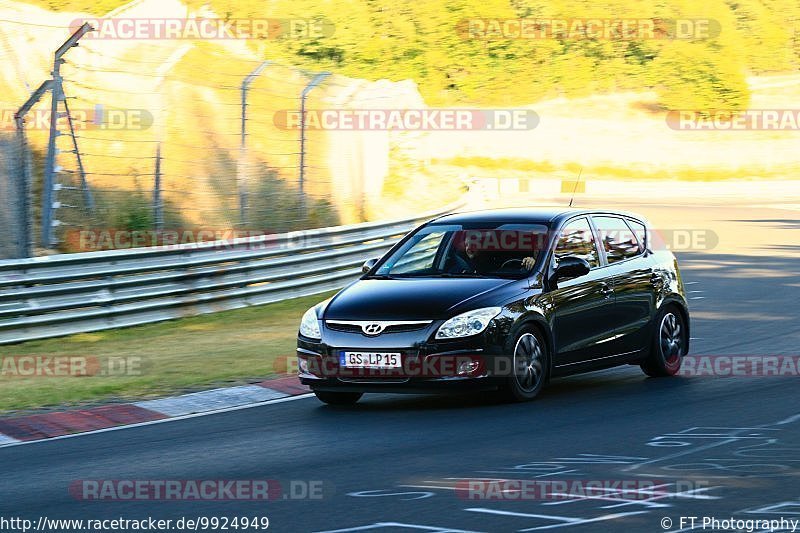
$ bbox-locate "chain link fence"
[0,5,466,257]
[0,135,28,259]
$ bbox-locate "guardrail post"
[299,72,330,219]
[238,60,271,227]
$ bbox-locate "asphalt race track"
[2,204,799,533]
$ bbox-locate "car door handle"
[599,283,614,296]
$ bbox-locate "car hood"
[323,278,518,321]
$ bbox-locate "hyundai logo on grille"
[362,323,386,336]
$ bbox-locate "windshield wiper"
[432,272,488,278]
[367,273,489,279]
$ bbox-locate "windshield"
[372,223,550,279]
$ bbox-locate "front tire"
[313,390,363,405]
[641,306,687,377]
[502,326,549,402]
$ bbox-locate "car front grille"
[325,320,431,335]
[325,322,362,333]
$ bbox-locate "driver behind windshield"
[449,231,536,275]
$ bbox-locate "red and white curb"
[0,376,309,446]
[0,433,20,445]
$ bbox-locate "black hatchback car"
[297,208,689,404]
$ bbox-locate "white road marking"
[347,489,435,500]
[313,523,483,533]
[0,393,315,449]
[399,485,459,491]
[446,477,520,481]
[476,469,580,477]
[465,508,648,531]
[546,485,721,509]
[775,413,800,426]
[742,499,800,515]
[626,427,777,471]
[542,483,672,507]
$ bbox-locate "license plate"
[340,351,401,368]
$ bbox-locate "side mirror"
[553,256,591,281]
[361,258,379,274]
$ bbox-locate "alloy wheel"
[659,312,683,364]
[513,332,544,393]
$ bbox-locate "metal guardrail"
[0,201,466,345]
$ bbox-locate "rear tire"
[502,326,549,402]
[313,390,363,405]
[641,306,687,377]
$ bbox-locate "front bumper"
[296,322,508,394]
[302,376,500,394]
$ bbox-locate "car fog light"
[457,360,481,376]
[298,356,309,374]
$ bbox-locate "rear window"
[592,216,642,264]
[626,219,647,252]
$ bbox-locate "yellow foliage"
[24,0,800,108]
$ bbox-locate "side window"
[627,219,647,252]
[554,217,600,268]
[593,216,641,264]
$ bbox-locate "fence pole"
[238,60,271,227]
[153,143,163,232]
[12,124,30,259]
[41,22,93,248]
[13,80,53,258]
[298,72,330,220]
[41,71,61,248]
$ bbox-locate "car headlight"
[435,307,501,339]
[299,306,322,339]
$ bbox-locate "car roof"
[432,207,644,226]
